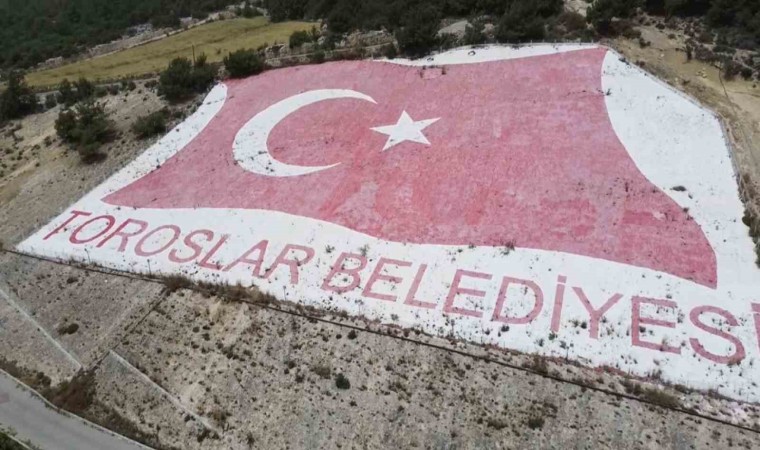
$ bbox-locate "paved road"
[0,371,149,450]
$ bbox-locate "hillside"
[1,1,760,449]
[25,17,315,88]
[0,0,241,70]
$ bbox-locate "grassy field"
[26,17,315,89]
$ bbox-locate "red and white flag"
[21,45,760,402]
[104,47,715,286]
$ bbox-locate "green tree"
[191,55,216,92]
[58,79,76,106]
[706,0,760,49]
[395,4,442,57]
[44,93,58,109]
[587,0,642,35]
[74,77,95,100]
[223,49,265,78]
[0,70,38,121]
[132,109,169,139]
[58,77,96,106]
[309,49,326,64]
[289,30,312,49]
[265,0,307,22]
[158,57,216,103]
[54,109,78,142]
[660,0,711,16]
[496,0,563,43]
[326,1,356,34]
[240,2,261,18]
[55,101,114,163]
[463,20,487,45]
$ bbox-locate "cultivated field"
[25,17,315,89]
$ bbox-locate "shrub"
[496,0,563,43]
[0,71,38,122]
[722,58,742,80]
[395,4,441,57]
[382,43,398,59]
[327,6,354,34]
[705,0,760,50]
[713,44,735,54]
[652,0,711,16]
[44,93,58,109]
[121,79,137,91]
[693,45,718,63]
[438,32,459,50]
[195,52,208,68]
[697,30,713,43]
[43,370,95,414]
[321,31,340,50]
[55,101,114,163]
[132,109,169,139]
[265,0,306,22]
[158,57,216,102]
[559,11,587,32]
[463,21,487,46]
[335,373,350,389]
[551,10,589,40]
[161,274,194,294]
[311,364,331,379]
[194,62,216,91]
[526,416,545,430]
[57,322,80,335]
[55,110,77,142]
[74,77,95,99]
[289,30,312,49]
[309,50,326,64]
[58,79,76,106]
[640,386,681,408]
[223,49,266,78]
[240,2,261,18]
[587,0,642,35]
[57,77,96,106]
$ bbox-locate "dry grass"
[43,370,95,414]
[159,273,276,306]
[161,274,195,294]
[640,387,681,409]
[26,17,315,89]
[622,378,681,409]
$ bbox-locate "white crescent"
[233,89,377,177]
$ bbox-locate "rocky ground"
[2,252,760,449]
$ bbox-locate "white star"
[371,111,440,151]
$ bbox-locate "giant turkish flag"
[105,47,716,287]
